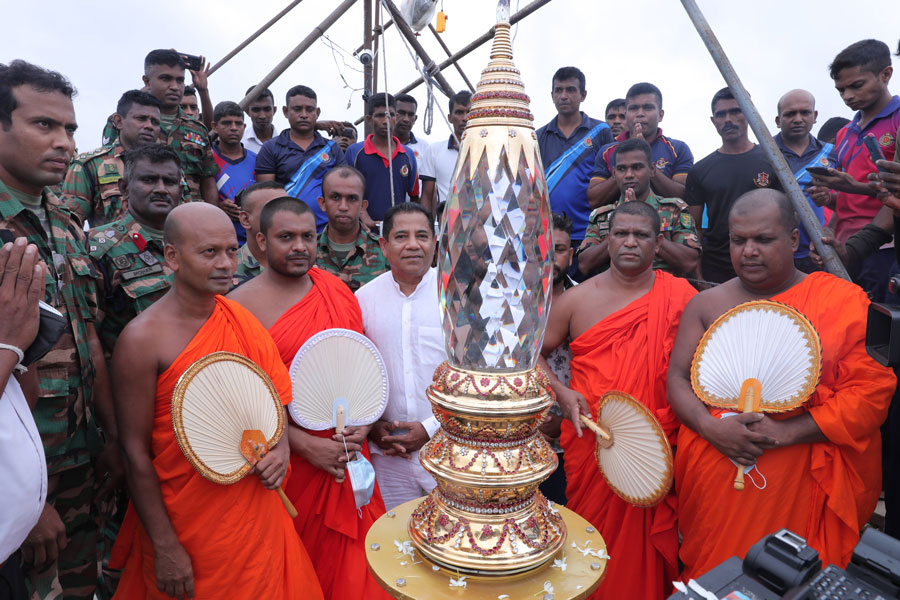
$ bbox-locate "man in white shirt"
[241,86,277,154]
[358,202,443,510]
[419,91,471,214]
[0,238,49,599]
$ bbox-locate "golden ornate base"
[367,499,608,600]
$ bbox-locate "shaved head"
[164,203,235,247]
[776,89,815,115]
[730,189,798,233]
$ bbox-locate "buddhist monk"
[669,189,896,580]
[109,203,322,599]
[227,186,390,600]
[541,200,697,600]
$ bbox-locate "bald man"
[668,189,895,581]
[109,203,321,599]
[773,89,833,272]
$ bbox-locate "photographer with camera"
[0,238,48,599]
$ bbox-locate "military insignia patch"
[819,156,830,166]
[112,255,133,270]
[681,213,693,227]
[139,251,159,266]
[321,153,329,161]
[98,175,120,184]
[400,165,409,176]
[184,132,206,146]
[103,230,116,239]
[656,158,669,169]
[881,133,895,147]
[754,172,771,187]
[584,138,593,148]
[96,236,107,244]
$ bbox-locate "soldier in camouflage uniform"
[315,166,388,292]
[105,50,218,204]
[579,138,701,278]
[0,60,121,600]
[229,181,286,288]
[88,145,180,599]
[61,90,162,228]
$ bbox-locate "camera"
[667,527,900,600]
[358,49,374,66]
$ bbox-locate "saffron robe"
[560,270,697,600]
[268,267,390,600]
[677,272,897,579]
[111,296,322,599]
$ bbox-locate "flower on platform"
[394,539,415,558]
[551,556,567,572]
[449,575,467,588]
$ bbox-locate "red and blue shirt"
[213,143,256,245]
[344,134,419,222]
[831,95,900,242]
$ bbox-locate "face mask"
[342,437,376,513]
[719,412,767,491]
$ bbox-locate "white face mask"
[719,412,768,491]
[342,436,376,514]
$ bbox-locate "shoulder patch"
[658,196,689,210]
[588,205,614,220]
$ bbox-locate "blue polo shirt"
[537,112,613,241]
[213,143,257,245]
[345,134,419,221]
[774,132,833,260]
[592,128,694,181]
[255,130,344,232]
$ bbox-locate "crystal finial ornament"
[409,2,565,577]
[438,0,551,372]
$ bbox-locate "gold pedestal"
[368,499,607,600]
[407,364,566,576]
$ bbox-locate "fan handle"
[579,414,613,449]
[734,378,762,491]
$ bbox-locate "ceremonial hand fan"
[288,328,388,434]
[690,300,822,490]
[172,351,297,517]
[578,391,674,508]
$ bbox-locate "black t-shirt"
[685,145,781,276]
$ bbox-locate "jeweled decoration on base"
[407,0,566,576]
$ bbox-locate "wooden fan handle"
[277,488,298,518]
[734,465,746,491]
[578,414,612,442]
[335,404,346,436]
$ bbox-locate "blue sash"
[285,140,337,197]
[793,143,834,186]
[545,122,609,194]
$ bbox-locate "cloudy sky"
[7,0,897,158]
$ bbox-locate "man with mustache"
[579,138,700,278]
[315,166,388,292]
[358,203,442,510]
[541,200,697,599]
[87,144,181,598]
[227,196,390,600]
[684,87,781,283]
[61,90,162,228]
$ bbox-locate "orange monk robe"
[110,296,322,600]
[677,272,897,580]
[267,267,390,600]
[560,271,697,600]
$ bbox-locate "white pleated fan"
[172,352,284,485]
[580,391,673,507]
[289,328,388,431]
[691,300,822,412]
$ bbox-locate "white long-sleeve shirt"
[356,268,444,456]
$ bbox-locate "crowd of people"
[1,34,900,600]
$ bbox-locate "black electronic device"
[805,166,832,177]
[863,135,888,172]
[744,529,822,594]
[178,52,203,71]
[866,303,900,367]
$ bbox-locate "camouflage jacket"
[89,213,172,356]
[0,180,102,474]
[583,192,701,274]
[104,108,216,201]
[60,140,127,228]
[230,243,262,290]
[316,225,389,292]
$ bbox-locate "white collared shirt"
[0,376,47,562]
[241,127,277,155]
[356,268,444,455]
[419,136,460,205]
